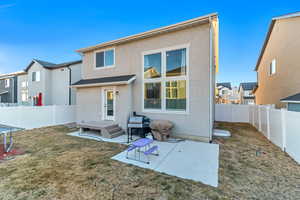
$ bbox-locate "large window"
[32,71,40,82]
[95,49,114,68]
[143,46,188,112]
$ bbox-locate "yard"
[0,123,300,200]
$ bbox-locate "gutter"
[208,16,213,142]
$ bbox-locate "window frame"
[94,48,115,70]
[32,71,40,82]
[4,79,10,88]
[142,44,190,114]
[269,59,276,76]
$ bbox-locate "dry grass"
[0,123,299,200]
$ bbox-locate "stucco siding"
[256,17,300,108]
[76,23,212,141]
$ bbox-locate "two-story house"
[239,82,257,105]
[72,13,219,142]
[216,82,232,104]
[24,59,82,106]
[0,71,26,104]
[254,12,300,108]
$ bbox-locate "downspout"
[208,16,214,142]
[67,66,72,105]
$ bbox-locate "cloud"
[0,3,16,9]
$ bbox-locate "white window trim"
[269,59,276,76]
[4,79,10,88]
[141,43,190,114]
[94,48,116,70]
[101,86,116,121]
[32,71,41,82]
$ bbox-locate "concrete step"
[110,130,125,138]
[107,126,122,133]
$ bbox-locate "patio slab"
[68,131,219,187]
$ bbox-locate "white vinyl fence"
[216,104,300,164]
[0,105,76,129]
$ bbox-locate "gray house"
[24,59,82,106]
[281,93,300,112]
[0,71,26,104]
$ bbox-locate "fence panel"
[253,106,260,129]
[215,104,249,123]
[285,111,300,163]
[215,104,232,122]
[260,106,268,138]
[0,105,76,129]
[269,109,284,150]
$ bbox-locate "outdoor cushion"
[150,120,173,141]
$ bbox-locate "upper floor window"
[21,81,28,88]
[32,71,40,82]
[269,59,276,76]
[4,79,10,88]
[143,45,188,113]
[95,49,115,68]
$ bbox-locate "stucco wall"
[77,23,212,141]
[255,17,300,108]
[51,68,69,105]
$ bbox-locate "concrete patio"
[68,131,219,187]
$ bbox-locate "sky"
[0,0,300,86]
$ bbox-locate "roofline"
[280,100,300,103]
[25,59,82,72]
[76,13,218,53]
[255,12,300,71]
[71,76,136,88]
[0,71,27,79]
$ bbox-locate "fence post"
[52,105,57,125]
[281,108,287,151]
[266,106,270,140]
[258,106,262,131]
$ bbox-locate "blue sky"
[0,0,299,86]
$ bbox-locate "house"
[23,59,82,106]
[216,82,232,104]
[254,12,300,108]
[238,82,256,104]
[280,93,300,112]
[0,71,27,104]
[72,13,219,142]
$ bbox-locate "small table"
[126,138,158,164]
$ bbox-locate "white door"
[103,88,115,120]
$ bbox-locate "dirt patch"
[0,123,299,200]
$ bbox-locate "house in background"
[0,71,27,104]
[216,82,231,104]
[23,59,82,106]
[73,13,219,142]
[280,93,300,112]
[239,82,257,104]
[254,12,300,108]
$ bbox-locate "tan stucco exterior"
[75,15,218,142]
[255,16,300,108]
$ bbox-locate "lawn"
[0,123,299,200]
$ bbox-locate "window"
[32,71,40,82]
[21,81,28,88]
[144,53,161,79]
[143,45,188,112]
[166,48,186,77]
[21,90,28,102]
[269,59,276,75]
[4,79,10,88]
[95,49,115,68]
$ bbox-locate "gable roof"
[24,59,82,72]
[76,13,218,53]
[239,82,257,91]
[280,92,300,102]
[255,11,300,71]
[217,82,231,90]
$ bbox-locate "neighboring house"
[239,82,257,104]
[24,59,82,106]
[73,13,219,142]
[216,82,232,104]
[0,71,26,104]
[280,93,300,112]
[254,12,300,108]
